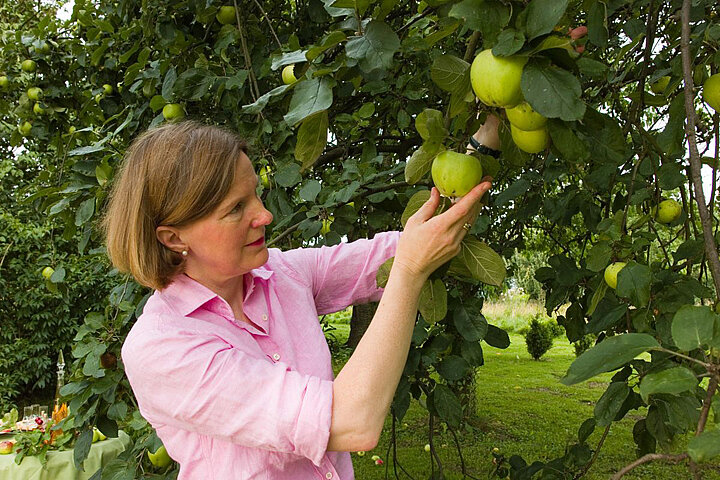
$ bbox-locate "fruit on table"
[702,73,720,112]
[655,199,682,224]
[431,151,483,198]
[470,49,527,108]
[92,427,106,442]
[604,262,627,289]
[282,64,297,85]
[505,102,547,131]
[0,441,14,455]
[148,445,173,468]
[510,124,549,154]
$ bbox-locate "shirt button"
[272,353,281,361]
[325,473,333,479]
[262,314,268,321]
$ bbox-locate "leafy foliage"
[524,317,554,360]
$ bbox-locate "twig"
[651,346,712,369]
[680,0,720,296]
[611,453,688,480]
[233,0,260,102]
[251,0,282,49]
[0,241,14,272]
[574,423,612,479]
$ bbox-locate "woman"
[103,120,492,479]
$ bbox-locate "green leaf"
[577,57,608,80]
[458,236,506,286]
[484,324,510,349]
[449,0,510,44]
[299,180,322,203]
[295,110,328,170]
[453,305,488,342]
[523,0,568,40]
[616,261,651,307]
[419,278,448,324]
[430,55,470,92]
[415,109,447,142]
[688,430,720,463]
[594,382,630,426]
[345,20,400,72]
[578,418,596,444]
[75,198,95,227]
[270,50,309,70]
[522,59,586,121]
[174,68,215,101]
[639,367,698,403]
[73,428,93,470]
[461,340,484,366]
[405,142,442,185]
[585,242,612,272]
[274,162,302,188]
[50,266,66,284]
[306,31,347,61]
[329,0,372,14]
[492,29,526,56]
[401,190,431,227]
[437,355,471,382]
[587,1,609,49]
[432,384,462,428]
[562,333,660,385]
[548,120,590,162]
[241,85,289,114]
[671,305,717,351]
[284,78,333,126]
[376,257,394,288]
[161,66,177,101]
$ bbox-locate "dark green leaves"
[449,0,510,44]
[345,20,400,73]
[458,236,506,286]
[594,382,629,426]
[419,279,448,323]
[174,68,215,101]
[493,29,526,56]
[405,143,442,185]
[639,367,697,403]
[415,109,447,142]
[484,324,510,349]
[524,0,568,40]
[587,1,609,49]
[522,59,586,121]
[432,384,462,428]
[430,55,470,92]
[616,262,652,307]
[688,430,720,463]
[284,78,333,126]
[294,110,328,170]
[671,305,717,351]
[562,334,660,385]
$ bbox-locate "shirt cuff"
[292,375,334,466]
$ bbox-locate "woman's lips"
[247,237,265,246]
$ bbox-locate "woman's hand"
[394,179,493,281]
[471,113,501,151]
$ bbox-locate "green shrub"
[524,317,554,360]
[573,334,596,357]
[547,320,565,338]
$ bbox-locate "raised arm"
[327,180,493,451]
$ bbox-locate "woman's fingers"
[407,187,441,226]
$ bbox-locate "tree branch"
[611,453,689,480]
[680,0,720,296]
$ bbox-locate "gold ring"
[462,223,472,231]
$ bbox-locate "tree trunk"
[345,302,377,350]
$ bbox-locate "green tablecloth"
[0,430,131,480]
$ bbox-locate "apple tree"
[1,0,720,478]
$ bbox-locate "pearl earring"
[181,250,188,257]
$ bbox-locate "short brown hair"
[102,120,248,290]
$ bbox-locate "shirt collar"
[159,266,274,317]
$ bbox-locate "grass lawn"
[327,310,720,480]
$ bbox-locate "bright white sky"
[54,0,718,201]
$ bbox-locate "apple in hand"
[0,441,14,455]
[148,445,173,468]
[470,49,527,108]
[431,151,483,198]
[604,262,626,289]
[703,73,720,112]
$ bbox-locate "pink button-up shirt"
[122,231,400,479]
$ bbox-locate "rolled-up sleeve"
[122,316,333,466]
[279,230,401,314]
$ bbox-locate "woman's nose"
[252,206,273,229]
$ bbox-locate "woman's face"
[178,152,274,284]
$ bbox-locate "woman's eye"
[230,203,243,214]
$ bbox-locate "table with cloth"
[0,430,130,480]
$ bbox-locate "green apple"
[216,5,236,25]
[650,76,670,95]
[259,166,271,188]
[94,93,103,103]
[33,102,45,115]
[510,124,549,154]
[19,121,32,136]
[142,83,154,98]
[68,126,76,134]
[42,266,55,279]
[163,103,185,121]
[371,455,381,461]
[281,64,297,85]
[702,73,720,112]
[36,41,51,54]
[604,262,627,289]
[320,217,333,235]
[21,59,36,73]
[505,102,547,131]
[148,445,172,468]
[656,199,682,224]
[102,84,113,95]
[424,444,431,452]
[27,87,43,101]
[92,427,106,442]
[0,440,13,455]
[431,150,483,198]
[0,75,8,88]
[470,49,527,108]
[356,450,365,456]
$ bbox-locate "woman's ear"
[156,226,187,254]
